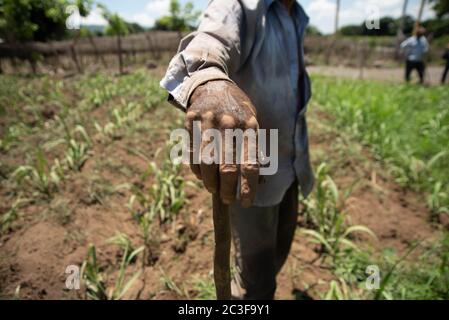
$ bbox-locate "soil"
[0,69,442,300]
[308,65,446,86]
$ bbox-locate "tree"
[363,16,397,36]
[340,25,363,36]
[429,0,449,18]
[339,15,418,37]
[126,22,146,34]
[306,25,323,36]
[154,0,200,32]
[99,5,129,74]
[0,0,92,42]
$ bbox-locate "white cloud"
[80,7,108,26]
[80,0,171,28]
[125,0,171,27]
[306,0,435,34]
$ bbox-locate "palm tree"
[335,0,341,34]
[396,0,409,60]
[399,0,409,37]
[416,0,427,26]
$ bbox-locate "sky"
[82,0,436,34]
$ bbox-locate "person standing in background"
[400,27,429,84]
[441,43,449,85]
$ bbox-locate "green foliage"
[154,0,200,31]
[421,17,449,39]
[193,277,216,300]
[306,25,322,36]
[430,0,449,18]
[377,235,449,300]
[0,0,92,42]
[312,76,449,216]
[98,4,128,36]
[339,14,447,38]
[322,235,449,300]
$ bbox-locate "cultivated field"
[0,65,448,300]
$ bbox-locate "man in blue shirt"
[161,0,313,299]
[400,27,429,84]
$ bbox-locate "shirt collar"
[265,1,310,28]
[264,0,276,7]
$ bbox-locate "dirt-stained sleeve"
[160,0,245,110]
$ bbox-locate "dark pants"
[442,63,449,84]
[405,60,425,84]
[230,181,299,300]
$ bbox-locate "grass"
[320,235,449,300]
[312,76,449,218]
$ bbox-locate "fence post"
[117,34,124,74]
[88,34,107,68]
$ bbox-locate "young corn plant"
[300,163,376,265]
[94,102,143,140]
[64,125,92,171]
[132,159,187,224]
[81,243,143,300]
[49,117,92,172]
[107,233,136,263]
[427,181,449,221]
[12,150,61,196]
[193,277,217,300]
[1,198,27,235]
[323,278,365,300]
[128,179,162,267]
[159,267,191,299]
[94,121,119,140]
[80,245,107,300]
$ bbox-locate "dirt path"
[308,65,446,86]
[0,72,441,300]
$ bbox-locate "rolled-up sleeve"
[160,0,244,109]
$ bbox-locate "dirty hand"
[186,80,259,207]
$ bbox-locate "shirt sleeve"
[160,0,245,110]
[422,38,429,53]
[400,37,411,49]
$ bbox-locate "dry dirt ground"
[308,65,446,86]
[0,67,441,300]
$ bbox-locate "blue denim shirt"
[400,36,429,62]
[161,0,314,206]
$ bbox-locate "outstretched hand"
[186,80,259,207]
